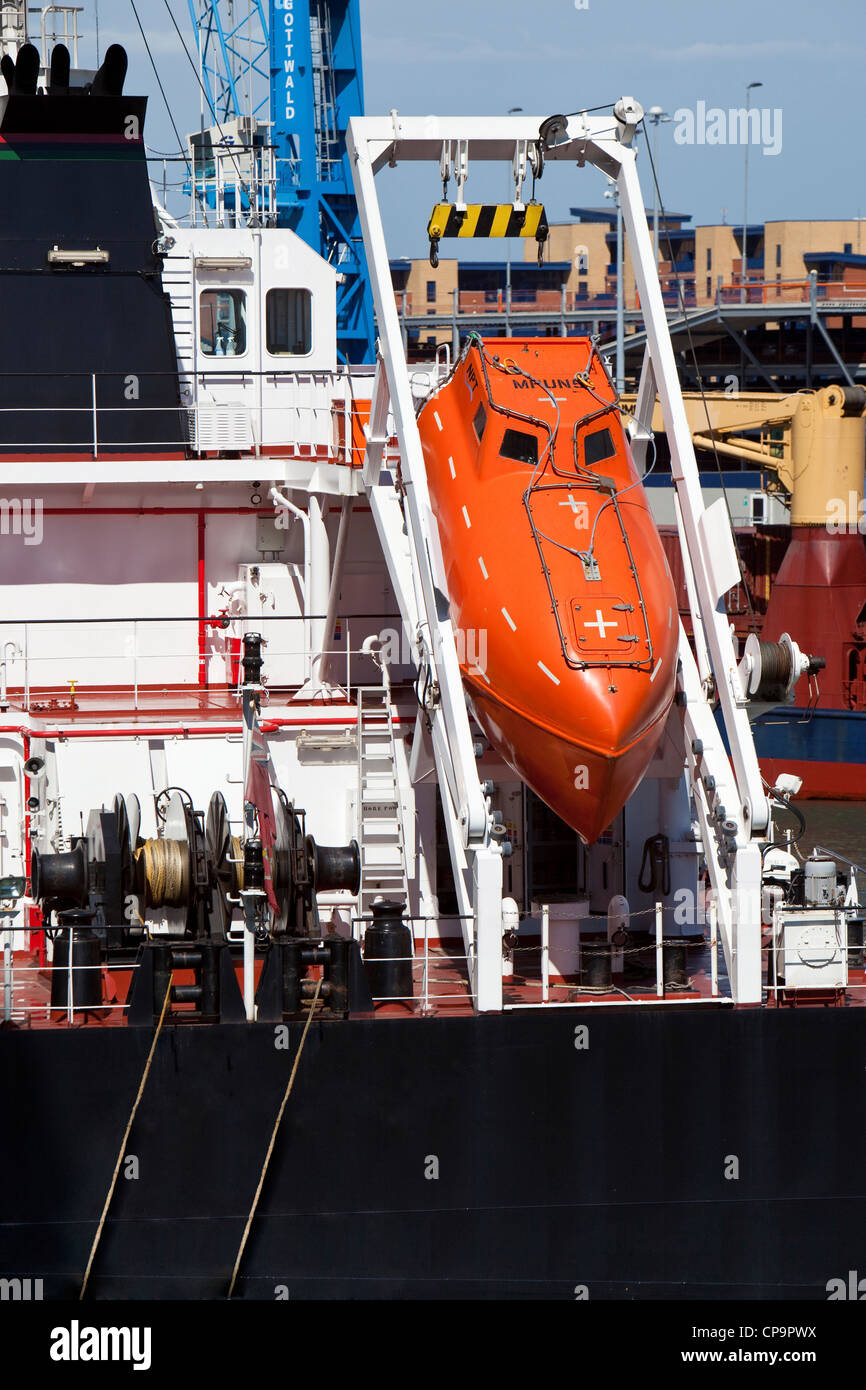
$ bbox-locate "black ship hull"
[2,1004,864,1300]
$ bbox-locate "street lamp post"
[741,81,763,304]
[505,106,523,326]
[646,106,671,263]
[605,180,624,393]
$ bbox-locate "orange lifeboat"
[417,336,679,843]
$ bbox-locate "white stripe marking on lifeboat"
[448,456,456,478]
[478,556,488,579]
[584,610,617,637]
[501,607,517,631]
[537,661,561,685]
[668,606,672,629]
[462,506,471,529]
[649,658,662,683]
[434,411,443,432]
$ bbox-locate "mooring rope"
[230,836,244,891]
[79,975,173,1300]
[227,974,323,1300]
[137,837,188,907]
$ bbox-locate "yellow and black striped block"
[427,202,549,241]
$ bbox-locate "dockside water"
[791,800,866,870]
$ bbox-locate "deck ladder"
[356,684,410,934]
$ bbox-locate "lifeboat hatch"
[526,484,653,670]
[570,597,640,660]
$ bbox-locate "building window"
[706,276,712,299]
[706,247,712,270]
[427,280,437,303]
[266,288,312,356]
[844,242,852,254]
[775,244,781,268]
[200,289,247,356]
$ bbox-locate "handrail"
[0,614,420,713]
[0,366,380,463]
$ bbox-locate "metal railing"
[188,144,281,230]
[717,276,866,307]
[395,276,866,332]
[504,899,722,1007]
[4,909,865,1024]
[0,367,375,463]
[0,614,415,713]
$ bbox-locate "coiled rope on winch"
[753,640,792,698]
[230,836,244,892]
[136,837,189,907]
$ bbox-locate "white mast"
[0,1,27,59]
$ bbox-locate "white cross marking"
[538,396,567,404]
[559,494,581,512]
[584,609,618,638]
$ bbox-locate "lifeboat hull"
[418,337,679,843]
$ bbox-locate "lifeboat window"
[500,428,538,465]
[583,426,616,467]
[266,288,313,356]
[473,402,487,442]
[200,289,247,357]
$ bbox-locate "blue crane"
[188,0,375,364]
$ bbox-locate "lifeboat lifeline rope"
[227,973,323,1300]
[79,976,173,1300]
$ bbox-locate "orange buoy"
[417,336,678,843]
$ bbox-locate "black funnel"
[0,39,183,456]
[1,54,15,91]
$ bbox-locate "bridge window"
[200,289,247,356]
[583,426,616,467]
[500,427,538,465]
[266,288,312,356]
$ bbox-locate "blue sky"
[74,0,865,252]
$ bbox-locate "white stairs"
[161,247,196,444]
[356,685,410,929]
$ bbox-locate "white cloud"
[364,34,565,67]
[99,26,188,59]
[649,38,850,62]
